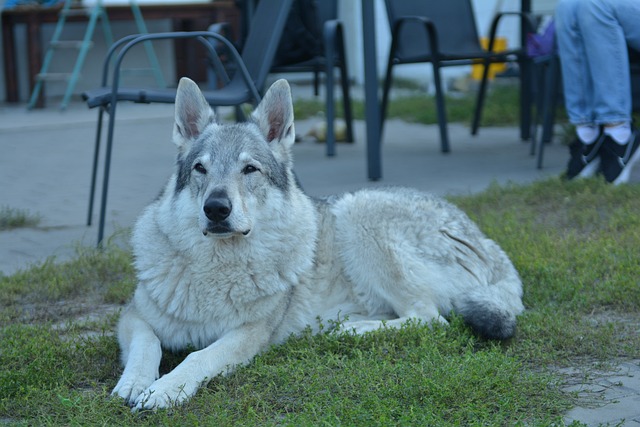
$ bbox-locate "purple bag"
[527,19,556,57]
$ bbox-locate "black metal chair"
[381,0,535,153]
[530,53,561,169]
[270,0,354,156]
[82,0,293,245]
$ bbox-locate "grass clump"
[1,178,639,425]
[0,206,40,231]
[0,240,135,325]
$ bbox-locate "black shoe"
[600,128,640,185]
[565,134,603,180]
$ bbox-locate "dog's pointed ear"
[251,79,295,151]
[173,77,215,150]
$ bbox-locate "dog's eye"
[242,165,258,174]
[194,163,207,174]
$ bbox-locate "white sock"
[603,122,631,145]
[576,124,599,144]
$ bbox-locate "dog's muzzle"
[204,191,232,223]
[202,191,250,237]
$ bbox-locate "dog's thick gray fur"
[113,77,524,410]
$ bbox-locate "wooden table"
[1,1,240,107]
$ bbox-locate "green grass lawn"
[1,178,639,426]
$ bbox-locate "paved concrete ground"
[562,360,640,426]
[0,93,571,274]
[1,84,639,425]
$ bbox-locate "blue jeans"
[555,0,640,126]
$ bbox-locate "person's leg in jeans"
[581,0,640,183]
[556,0,594,126]
[556,0,602,179]
[556,0,640,183]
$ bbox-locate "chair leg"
[337,30,354,143]
[379,57,395,138]
[529,60,543,161]
[325,69,336,156]
[234,105,247,122]
[530,60,544,157]
[536,126,546,169]
[519,57,534,141]
[324,30,337,157]
[471,59,491,136]
[380,27,403,139]
[87,107,105,226]
[314,70,319,97]
[340,60,354,142]
[542,56,560,143]
[96,101,119,247]
[432,63,450,153]
[538,57,560,169]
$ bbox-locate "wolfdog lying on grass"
[112,77,524,410]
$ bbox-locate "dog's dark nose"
[204,191,232,222]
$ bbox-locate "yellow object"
[471,37,508,80]
[306,119,347,142]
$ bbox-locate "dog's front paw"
[132,374,199,411]
[112,372,156,406]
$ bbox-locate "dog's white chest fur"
[129,184,319,350]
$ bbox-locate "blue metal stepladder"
[27,0,166,110]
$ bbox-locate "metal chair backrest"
[240,0,294,91]
[385,0,483,59]
[316,0,338,26]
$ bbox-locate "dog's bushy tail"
[455,279,524,340]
